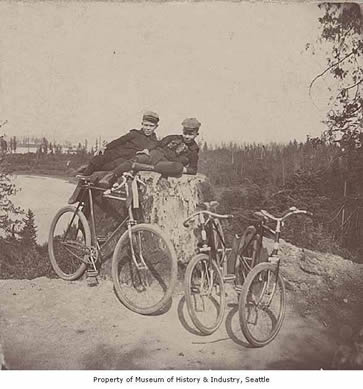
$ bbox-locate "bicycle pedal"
[86,270,98,277]
[86,275,98,287]
[223,274,236,282]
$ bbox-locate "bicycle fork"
[127,223,150,287]
[192,261,216,312]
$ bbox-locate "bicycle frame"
[196,212,229,265]
[247,207,313,308]
[71,173,147,272]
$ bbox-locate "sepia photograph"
[0,0,362,374]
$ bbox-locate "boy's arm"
[156,135,174,148]
[106,131,134,150]
[183,150,199,175]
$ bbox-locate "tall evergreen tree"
[20,209,37,248]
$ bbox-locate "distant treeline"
[199,139,340,188]
[1,152,91,176]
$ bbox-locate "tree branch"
[309,50,355,96]
[342,78,363,92]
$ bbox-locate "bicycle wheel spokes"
[48,206,90,280]
[239,264,286,347]
[113,224,177,315]
[53,214,87,273]
[185,255,225,335]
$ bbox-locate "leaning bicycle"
[238,207,312,347]
[183,202,262,335]
[48,166,178,315]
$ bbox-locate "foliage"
[0,238,55,279]
[308,3,362,150]
[19,209,37,249]
[199,139,362,260]
[0,171,23,236]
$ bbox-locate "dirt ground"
[0,275,343,370]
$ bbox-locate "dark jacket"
[154,135,199,175]
[105,129,158,160]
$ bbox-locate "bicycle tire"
[112,223,178,315]
[184,254,226,335]
[238,262,286,347]
[48,206,90,280]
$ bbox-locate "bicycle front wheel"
[184,254,226,335]
[112,223,178,315]
[238,262,286,347]
[48,206,91,280]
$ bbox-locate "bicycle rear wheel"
[238,262,286,347]
[184,254,226,335]
[48,206,90,280]
[112,223,178,315]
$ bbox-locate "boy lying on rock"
[78,111,159,176]
[97,117,201,188]
[68,111,159,204]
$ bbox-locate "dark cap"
[182,118,201,130]
[142,111,159,125]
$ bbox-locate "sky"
[0,1,332,146]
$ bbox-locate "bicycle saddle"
[75,174,92,182]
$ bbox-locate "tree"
[20,209,37,248]
[9,137,12,153]
[41,137,48,154]
[308,3,362,149]
[0,172,23,236]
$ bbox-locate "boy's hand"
[136,149,150,156]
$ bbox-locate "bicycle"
[182,201,262,335]
[238,207,312,347]
[48,167,178,315]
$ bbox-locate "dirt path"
[0,277,337,370]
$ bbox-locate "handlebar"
[254,207,313,222]
[103,172,146,196]
[183,210,233,228]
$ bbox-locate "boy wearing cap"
[68,111,159,203]
[146,117,201,175]
[80,111,159,176]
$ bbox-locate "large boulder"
[140,172,213,263]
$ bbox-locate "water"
[10,175,76,244]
